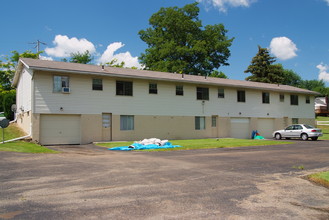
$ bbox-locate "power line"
[29,40,47,53]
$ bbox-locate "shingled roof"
[14,58,319,95]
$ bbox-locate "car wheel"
[275,133,281,140]
[311,137,318,141]
[301,133,308,141]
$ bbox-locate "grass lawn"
[316,116,329,140]
[97,138,292,151]
[0,124,57,153]
[307,171,329,188]
[0,141,57,153]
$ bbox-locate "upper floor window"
[149,83,158,94]
[280,94,284,102]
[262,92,270,104]
[53,76,69,92]
[218,88,225,98]
[290,95,299,105]
[176,85,184,96]
[197,87,209,100]
[92,79,103,91]
[116,81,133,96]
[237,90,246,102]
[306,96,310,104]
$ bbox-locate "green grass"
[316,116,329,121]
[308,171,329,188]
[317,125,329,140]
[0,124,57,153]
[97,138,292,151]
[0,124,26,141]
[0,141,57,153]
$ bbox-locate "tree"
[69,50,93,64]
[209,70,228,78]
[0,50,41,90]
[281,68,302,87]
[138,2,234,76]
[245,46,284,84]
[105,59,125,68]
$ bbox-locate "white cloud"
[98,42,141,68]
[269,37,298,60]
[39,55,53,61]
[317,63,329,82]
[45,35,96,57]
[324,0,329,6]
[198,0,256,12]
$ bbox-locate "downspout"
[1,114,32,144]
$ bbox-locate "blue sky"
[1,0,329,85]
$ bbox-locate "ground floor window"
[211,116,217,127]
[292,118,299,124]
[195,116,205,130]
[120,115,134,130]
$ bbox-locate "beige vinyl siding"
[33,71,315,120]
[16,68,32,113]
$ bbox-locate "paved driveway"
[1,140,329,219]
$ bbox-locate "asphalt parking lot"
[1,140,329,219]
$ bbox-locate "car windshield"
[304,124,314,129]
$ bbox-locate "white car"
[273,124,323,141]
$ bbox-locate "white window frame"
[195,116,206,130]
[53,75,69,93]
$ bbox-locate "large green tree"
[138,2,234,76]
[245,46,284,84]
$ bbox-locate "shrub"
[2,90,16,120]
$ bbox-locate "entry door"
[102,113,112,141]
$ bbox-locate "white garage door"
[230,118,250,139]
[40,115,81,145]
[257,118,275,139]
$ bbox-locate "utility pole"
[29,40,46,53]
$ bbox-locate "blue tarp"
[109,142,183,151]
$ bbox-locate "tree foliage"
[209,70,228,78]
[281,68,302,87]
[245,46,284,84]
[2,90,16,120]
[0,50,41,90]
[69,50,93,64]
[139,2,234,76]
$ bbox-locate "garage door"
[230,118,250,139]
[257,118,275,139]
[40,115,81,145]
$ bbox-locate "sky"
[1,0,329,85]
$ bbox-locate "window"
[53,76,69,92]
[280,94,284,102]
[149,83,157,94]
[292,118,299,124]
[120,115,134,130]
[116,81,133,96]
[211,116,217,127]
[92,79,103,91]
[290,95,299,105]
[197,87,209,100]
[176,85,184,96]
[237,90,246,102]
[195,116,205,130]
[262,92,270,104]
[218,88,225,98]
[306,96,310,104]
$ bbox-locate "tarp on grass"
[109,142,183,151]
